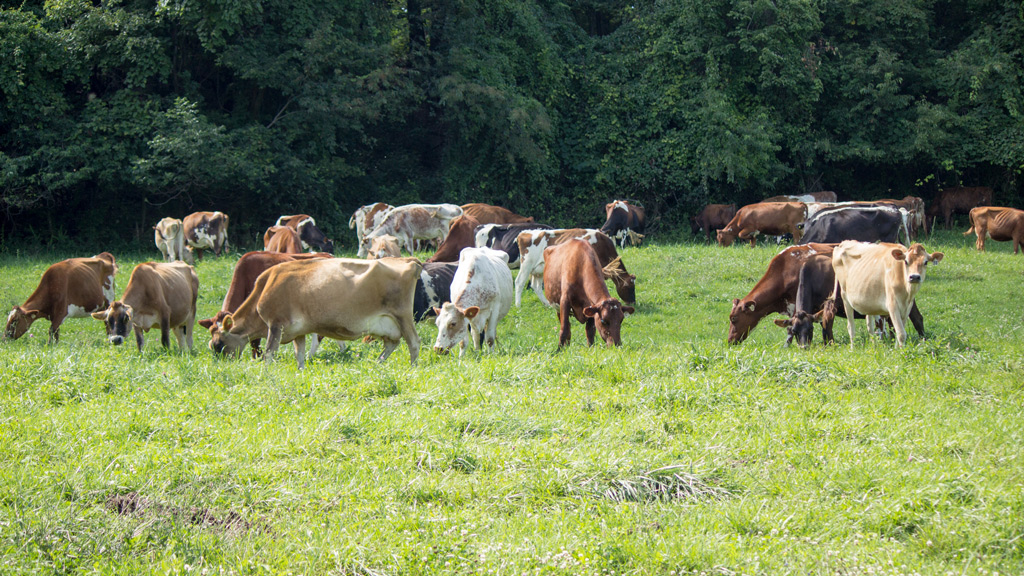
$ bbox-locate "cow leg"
[308,334,321,357]
[398,316,420,365]
[264,325,283,364]
[821,315,834,345]
[842,294,856,348]
[47,312,65,345]
[159,316,171,348]
[514,259,534,307]
[585,317,596,346]
[558,299,572,347]
[909,302,925,338]
[174,325,187,351]
[184,319,194,350]
[134,326,145,352]
[484,312,499,351]
[293,335,306,370]
[377,339,400,362]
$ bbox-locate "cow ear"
[891,248,906,261]
[622,306,635,316]
[629,274,637,281]
[25,309,41,320]
[91,310,107,321]
[583,305,599,318]
[731,298,740,307]
[744,302,756,312]
[198,318,214,329]
[773,318,789,328]
[432,307,442,317]
[812,309,825,323]
[222,316,234,331]
[930,252,944,264]
[462,306,480,319]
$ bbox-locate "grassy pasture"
[1,231,1022,575]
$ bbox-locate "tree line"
[1,0,1022,250]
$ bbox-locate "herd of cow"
[5,186,1017,365]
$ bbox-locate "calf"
[92,262,198,351]
[543,240,634,347]
[691,204,737,242]
[515,229,636,307]
[367,235,402,259]
[350,203,394,257]
[263,226,304,254]
[717,202,806,247]
[600,200,646,247]
[414,262,459,322]
[963,206,1024,253]
[832,241,943,347]
[460,203,534,225]
[426,215,482,263]
[183,211,230,260]
[474,222,553,267]
[433,248,513,356]
[6,253,118,343]
[275,214,335,253]
[362,204,463,255]
[154,218,186,262]
[209,258,422,368]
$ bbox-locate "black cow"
[774,253,926,347]
[600,200,646,247]
[413,262,459,322]
[474,223,553,268]
[276,215,335,253]
[799,205,908,245]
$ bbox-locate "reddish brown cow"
[461,203,534,225]
[691,204,737,241]
[717,202,806,247]
[263,226,304,254]
[542,240,634,347]
[5,253,118,343]
[427,215,483,263]
[964,206,1024,253]
[934,186,993,229]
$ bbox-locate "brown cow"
[963,206,1024,253]
[717,202,806,247]
[263,226,304,254]
[515,229,636,306]
[275,214,335,253]
[92,262,198,351]
[460,203,534,225]
[183,211,230,260]
[933,186,993,229]
[542,239,634,347]
[427,215,482,263]
[691,204,737,241]
[6,253,118,343]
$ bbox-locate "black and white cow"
[599,200,646,247]
[799,205,908,245]
[474,223,553,268]
[413,262,459,322]
[275,215,335,253]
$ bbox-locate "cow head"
[727,298,760,344]
[368,235,402,260]
[774,309,825,349]
[892,244,944,284]
[432,303,478,355]
[207,315,248,356]
[583,298,634,347]
[5,306,41,340]
[91,301,134,345]
[717,228,737,247]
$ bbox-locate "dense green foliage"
[1,0,1023,248]
[1,233,1023,573]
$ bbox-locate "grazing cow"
[183,211,230,260]
[832,241,943,347]
[761,192,837,203]
[542,239,635,347]
[208,258,422,368]
[691,204,737,242]
[350,203,394,257]
[154,218,186,262]
[92,262,198,352]
[934,186,993,229]
[414,262,459,322]
[433,247,513,356]
[963,206,1024,253]
[717,202,806,247]
[361,204,463,256]
[263,226,304,254]
[515,229,636,307]
[460,203,534,225]
[474,222,554,267]
[275,214,335,253]
[6,253,118,343]
[876,196,928,238]
[426,215,482,263]
[799,204,909,245]
[367,235,402,259]
[600,200,647,247]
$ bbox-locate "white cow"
[432,247,513,356]
[350,203,394,257]
[362,203,464,256]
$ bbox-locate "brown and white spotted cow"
[92,261,198,352]
[154,217,186,262]
[717,202,806,247]
[263,226,304,254]
[460,203,534,226]
[275,214,335,253]
[361,204,463,256]
[6,253,118,344]
[350,203,394,257]
[515,228,636,307]
[183,211,230,260]
[542,239,634,348]
[963,206,1024,253]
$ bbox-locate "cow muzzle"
[108,335,124,346]
[908,274,922,283]
[433,346,450,356]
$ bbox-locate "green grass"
[1,232,1023,575]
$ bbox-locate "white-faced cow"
[183,211,230,260]
[275,214,335,253]
[433,247,513,356]
[542,239,634,348]
[473,222,553,268]
[6,253,118,344]
[263,226,304,254]
[361,204,463,256]
[717,202,806,247]
[154,218,186,262]
[208,258,422,368]
[963,206,1024,253]
[350,203,394,257]
[515,229,636,307]
[832,241,943,347]
[600,200,646,247]
[92,261,198,352]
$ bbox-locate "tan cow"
[263,226,304,254]
[208,258,422,368]
[963,206,1024,253]
[367,235,402,259]
[92,262,198,351]
[717,202,806,247]
[832,241,943,348]
[154,218,186,262]
[460,203,534,225]
[6,253,118,343]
